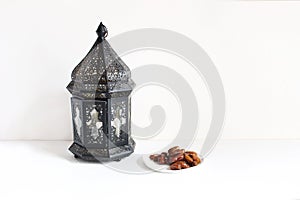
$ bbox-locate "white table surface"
[0,139,299,200]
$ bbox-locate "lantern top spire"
[66,22,135,99]
[96,22,108,41]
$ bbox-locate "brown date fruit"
[184,151,201,166]
[168,146,180,155]
[161,152,168,157]
[149,154,160,160]
[170,161,190,170]
[150,147,202,170]
[158,154,167,165]
[167,153,184,164]
[171,149,185,156]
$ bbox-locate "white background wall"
[1,0,300,140]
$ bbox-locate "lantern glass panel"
[109,97,129,148]
[83,100,108,149]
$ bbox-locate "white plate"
[142,154,204,173]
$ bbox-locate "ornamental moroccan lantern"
[67,22,135,162]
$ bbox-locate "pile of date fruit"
[149,146,202,170]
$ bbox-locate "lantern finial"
[96,22,108,40]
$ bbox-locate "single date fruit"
[170,161,190,170]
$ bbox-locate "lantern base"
[69,139,135,162]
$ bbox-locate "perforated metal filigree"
[67,24,135,98]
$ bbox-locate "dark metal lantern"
[67,22,135,162]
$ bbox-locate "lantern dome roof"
[67,22,135,99]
